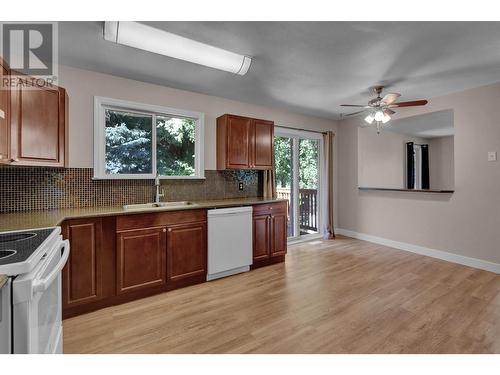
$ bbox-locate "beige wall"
[358,126,425,189]
[58,65,337,169]
[338,82,500,264]
[429,135,455,190]
[58,65,339,223]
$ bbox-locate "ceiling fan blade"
[383,108,395,115]
[381,93,401,105]
[390,100,428,108]
[343,110,366,117]
[340,104,366,107]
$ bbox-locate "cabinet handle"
[10,158,19,162]
[168,228,172,232]
[162,228,167,232]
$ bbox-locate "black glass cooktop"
[0,228,56,266]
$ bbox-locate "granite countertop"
[0,274,7,289]
[0,197,287,232]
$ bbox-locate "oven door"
[0,278,12,354]
[12,238,70,354]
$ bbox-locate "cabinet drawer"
[253,202,287,215]
[116,209,207,231]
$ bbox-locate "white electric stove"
[0,227,69,354]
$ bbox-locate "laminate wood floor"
[63,236,500,353]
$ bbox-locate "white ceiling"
[386,109,454,139]
[59,22,500,120]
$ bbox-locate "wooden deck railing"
[276,187,318,233]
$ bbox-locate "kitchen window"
[93,97,204,179]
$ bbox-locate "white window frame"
[274,126,325,242]
[93,96,205,180]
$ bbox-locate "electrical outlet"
[238,182,244,191]
[488,151,497,162]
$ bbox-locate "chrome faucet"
[155,174,165,203]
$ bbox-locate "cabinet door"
[271,212,288,257]
[167,221,207,282]
[226,116,252,169]
[253,214,271,261]
[10,79,66,166]
[0,61,9,163]
[252,119,274,169]
[62,218,104,308]
[116,227,167,295]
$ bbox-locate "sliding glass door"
[275,128,323,241]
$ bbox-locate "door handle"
[32,240,70,294]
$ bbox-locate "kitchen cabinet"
[116,226,167,295]
[62,217,115,318]
[167,221,207,283]
[0,60,10,163]
[9,75,68,166]
[252,202,288,268]
[62,209,208,318]
[217,114,274,170]
[253,214,271,261]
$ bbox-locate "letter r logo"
[1,23,55,76]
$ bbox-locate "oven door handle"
[33,240,70,294]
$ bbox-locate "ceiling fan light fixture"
[364,114,375,124]
[381,113,391,124]
[374,110,385,122]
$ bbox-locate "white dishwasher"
[207,206,253,281]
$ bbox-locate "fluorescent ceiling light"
[104,21,251,75]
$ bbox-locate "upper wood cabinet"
[0,60,10,163]
[217,114,274,170]
[9,75,68,166]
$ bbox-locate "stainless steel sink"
[123,201,198,210]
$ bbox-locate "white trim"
[93,96,205,180]
[335,228,500,274]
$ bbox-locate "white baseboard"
[335,228,500,274]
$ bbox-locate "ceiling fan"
[341,86,428,133]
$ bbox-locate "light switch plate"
[488,151,497,162]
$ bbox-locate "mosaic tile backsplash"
[0,167,262,213]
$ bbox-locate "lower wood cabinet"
[167,222,207,283]
[116,226,167,295]
[253,214,271,261]
[62,210,207,318]
[62,204,286,318]
[62,218,103,308]
[252,202,288,268]
[62,217,116,318]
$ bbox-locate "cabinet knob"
[162,228,167,232]
[168,228,172,232]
